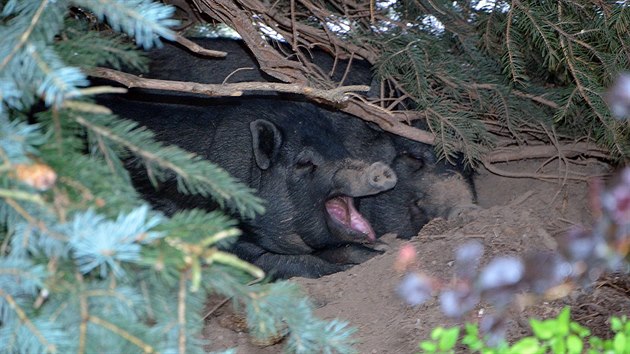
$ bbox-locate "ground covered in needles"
[203,160,630,353]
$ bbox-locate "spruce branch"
[0,79,23,113]
[0,0,50,72]
[486,141,609,163]
[510,89,559,109]
[177,270,187,354]
[558,29,624,158]
[1,2,363,353]
[204,249,265,281]
[0,288,59,354]
[503,9,529,85]
[0,259,47,296]
[77,272,88,354]
[55,22,150,72]
[541,15,607,68]
[28,43,89,107]
[72,113,264,218]
[0,189,46,205]
[66,206,164,277]
[156,209,239,248]
[3,198,68,241]
[88,315,156,353]
[72,0,178,49]
[512,0,560,70]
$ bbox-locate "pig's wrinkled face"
[286,120,383,247]
[287,147,380,245]
[253,113,395,250]
[358,136,477,239]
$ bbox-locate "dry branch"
[174,35,227,57]
[195,0,309,84]
[486,142,610,163]
[481,159,591,181]
[341,101,436,145]
[88,67,369,104]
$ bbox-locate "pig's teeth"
[325,196,376,240]
[325,198,350,224]
[345,197,376,240]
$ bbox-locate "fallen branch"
[486,142,610,163]
[88,67,369,104]
[482,141,611,181]
[481,159,591,181]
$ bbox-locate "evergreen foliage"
[236,0,628,163]
[370,0,630,162]
[478,0,630,159]
[0,1,356,353]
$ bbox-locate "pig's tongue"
[325,196,376,241]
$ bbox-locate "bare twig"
[88,67,369,104]
[482,159,590,181]
[174,35,228,57]
[486,142,610,163]
[197,0,309,83]
[342,100,436,144]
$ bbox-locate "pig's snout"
[334,161,398,197]
[367,162,397,192]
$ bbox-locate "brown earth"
[203,159,630,353]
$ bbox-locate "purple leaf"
[397,273,434,306]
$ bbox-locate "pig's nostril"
[367,163,397,191]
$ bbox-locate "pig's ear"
[250,119,283,170]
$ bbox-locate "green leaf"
[464,338,484,351]
[566,334,584,354]
[530,319,555,340]
[465,323,479,337]
[612,317,623,332]
[431,327,444,340]
[556,307,571,336]
[462,326,483,352]
[509,337,541,354]
[614,333,627,353]
[551,337,566,354]
[570,322,590,338]
[420,341,438,353]
[438,327,460,351]
[590,336,604,350]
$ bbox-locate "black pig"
[140,37,478,239]
[102,95,397,278]
[360,134,478,239]
[328,113,477,239]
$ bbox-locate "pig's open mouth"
[325,196,376,241]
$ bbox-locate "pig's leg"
[232,242,349,279]
[315,244,383,264]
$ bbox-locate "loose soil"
[203,159,630,353]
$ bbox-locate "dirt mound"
[204,160,629,353]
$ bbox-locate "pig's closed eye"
[400,152,425,171]
[295,155,317,173]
